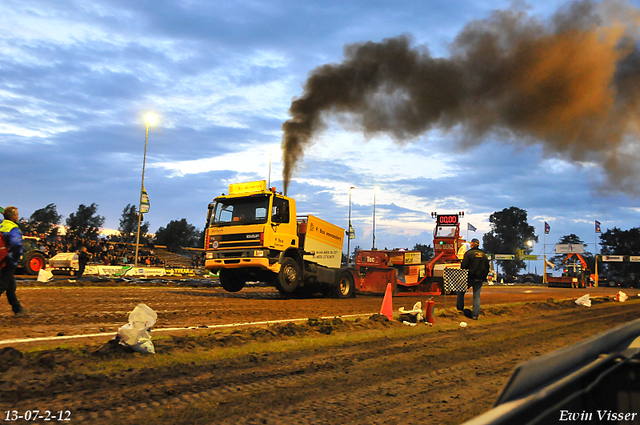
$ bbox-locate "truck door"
[269,196,298,249]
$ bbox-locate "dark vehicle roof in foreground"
[464,319,640,424]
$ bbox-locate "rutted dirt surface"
[0,280,639,424]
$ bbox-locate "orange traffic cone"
[380,283,393,321]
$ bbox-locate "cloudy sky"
[3,0,640,270]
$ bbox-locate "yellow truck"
[204,180,356,298]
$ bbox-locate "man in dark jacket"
[0,206,25,316]
[458,238,490,320]
[76,246,91,279]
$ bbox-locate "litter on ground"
[116,303,158,354]
[575,294,591,307]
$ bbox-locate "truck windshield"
[435,226,456,238]
[210,195,269,226]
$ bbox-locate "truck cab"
[205,181,296,284]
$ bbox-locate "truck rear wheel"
[23,252,45,275]
[276,258,300,293]
[219,269,246,292]
[334,271,355,299]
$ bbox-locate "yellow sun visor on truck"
[228,180,267,195]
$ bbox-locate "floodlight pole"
[134,120,151,268]
[372,188,376,250]
[347,186,354,263]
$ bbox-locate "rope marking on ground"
[0,313,377,346]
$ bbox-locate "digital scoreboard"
[437,214,459,225]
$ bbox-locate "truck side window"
[218,205,233,223]
[255,207,267,220]
[272,197,290,224]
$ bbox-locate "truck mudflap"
[463,319,640,425]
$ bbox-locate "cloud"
[0,0,637,265]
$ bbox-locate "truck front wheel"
[334,271,355,299]
[276,258,300,293]
[219,269,246,293]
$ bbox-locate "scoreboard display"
[437,214,459,225]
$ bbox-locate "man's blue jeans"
[456,280,483,319]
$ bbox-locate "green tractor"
[20,236,47,275]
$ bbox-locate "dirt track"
[1,281,639,424]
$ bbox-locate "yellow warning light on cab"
[228,180,267,195]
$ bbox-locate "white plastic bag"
[575,294,591,307]
[615,291,628,302]
[398,301,424,322]
[116,304,157,354]
[37,268,53,282]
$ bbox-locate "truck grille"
[210,233,261,249]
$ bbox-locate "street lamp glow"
[144,113,158,125]
[527,240,534,247]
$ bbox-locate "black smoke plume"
[281,0,640,195]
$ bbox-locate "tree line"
[16,203,202,253]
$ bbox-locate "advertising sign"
[494,254,515,260]
[404,252,421,264]
[229,180,267,195]
[555,244,585,254]
[303,214,344,269]
[602,255,624,262]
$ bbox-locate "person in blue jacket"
[0,206,25,316]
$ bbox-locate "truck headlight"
[205,252,214,259]
[254,250,265,257]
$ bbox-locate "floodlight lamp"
[144,113,158,125]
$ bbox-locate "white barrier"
[49,262,198,278]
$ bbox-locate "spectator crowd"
[26,233,172,267]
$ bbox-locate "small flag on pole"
[545,259,555,269]
[141,187,150,213]
[544,222,550,234]
[467,223,477,232]
[595,220,601,233]
[349,224,355,240]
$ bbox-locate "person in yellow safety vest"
[0,206,26,316]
